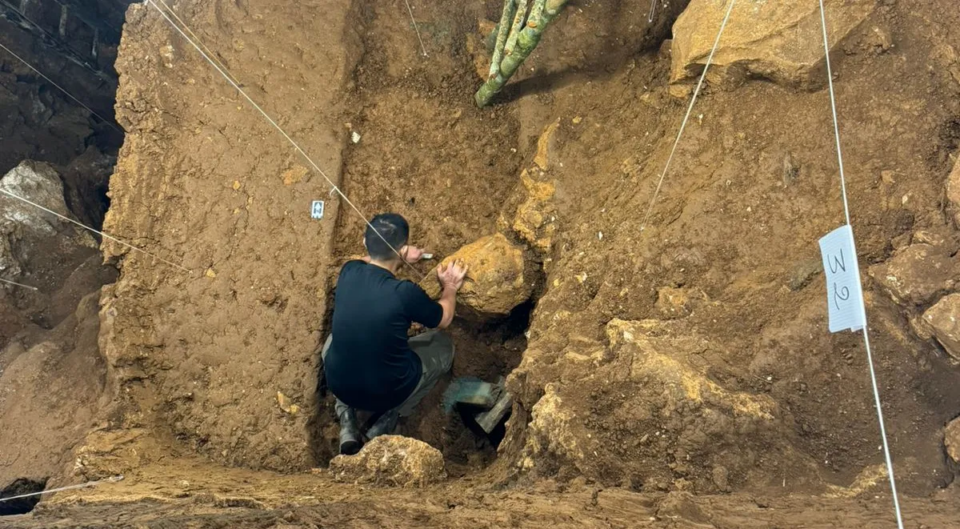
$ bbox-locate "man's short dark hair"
[365,213,409,261]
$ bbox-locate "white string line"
[639,0,737,232]
[818,1,903,527]
[144,0,426,279]
[819,3,852,227]
[647,0,658,23]
[0,41,122,134]
[0,475,123,503]
[403,0,429,57]
[0,189,191,273]
[0,278,38,291]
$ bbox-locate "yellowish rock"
[421,234,532,316]
[276,392,299,414]
[282,165,309,186]
[534,119,560,170]
[512,170,557,254]
[329,435,445,488]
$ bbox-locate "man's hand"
[436,259,468,329]
[438,259,469,291]
[402,245,426,264]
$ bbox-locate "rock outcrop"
[0,161,98,280]
[328,435,445,488]
[509,318,811,492]
[421,233,533,316]
[671,0,876,89]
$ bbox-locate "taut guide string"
[817,0,903,526]
[403,0,429,57]
[0,41,122,133]
[638,0,903,525]
[145,0,427,280]
[638,0,737,233]
[0,44,188,280]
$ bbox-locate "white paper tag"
[819,225,865,333]
[311,200,325,220]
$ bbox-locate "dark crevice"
[0,478,47,516]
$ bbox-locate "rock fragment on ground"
[868,244,958,307]
[671,0,875,89]
[328,435,445,488]
[921,294,960,362]
[421,233,533,316]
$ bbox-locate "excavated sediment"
[4,0,960,526]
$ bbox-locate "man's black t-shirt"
[324,260,443,413]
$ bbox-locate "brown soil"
[4,0,960,526]
[6,458,960,528]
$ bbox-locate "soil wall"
[495,0,960,494]
[92,0,960,501]
[100,0,362,470]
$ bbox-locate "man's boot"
[365,409,399,440]
[338,407,362,455]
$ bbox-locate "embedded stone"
[671,0,875,89]
[922,294,960,362]
[868,244,958,307]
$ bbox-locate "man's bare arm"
[437,285,457,329]
[435,259,468,329]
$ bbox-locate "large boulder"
[0,161,97,280]
[671,0,876,89]
[328,435,445,488]
[421,233,534,316]
[921,294,960,362]
[868,244,959,307]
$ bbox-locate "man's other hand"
[402,245,426,264]
[438,259,469,291]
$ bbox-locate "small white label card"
[311,200,325,220]
[819,225,865,333]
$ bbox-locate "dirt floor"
[4,0,960,526]
[3,459,960,528]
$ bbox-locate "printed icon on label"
[311,200,325,220]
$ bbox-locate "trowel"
[442,376,513,434]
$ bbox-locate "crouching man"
[321,213,468,454]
